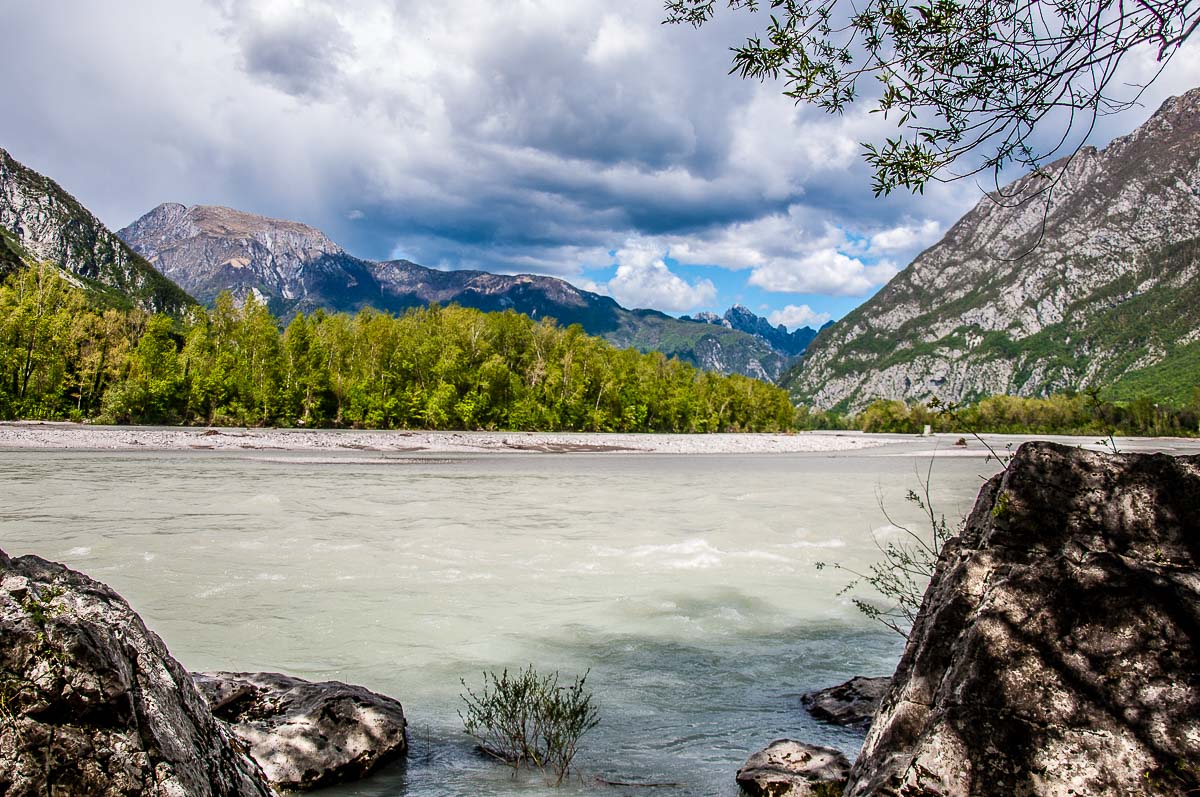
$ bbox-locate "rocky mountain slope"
[788,88,1200,411]
[0,148,193,314]
[120,203,809,381]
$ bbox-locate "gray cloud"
[3,0,1197,316]
[236,7,353,98]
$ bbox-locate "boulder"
[735,739,851,796]
[801,676,890,728]
[195,671,408,790]
[846,442,1200,796]
[0,548,274,797]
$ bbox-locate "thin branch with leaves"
[665,0,1200,197]
[817,457,962,637]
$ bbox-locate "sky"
[3,1,1198,330]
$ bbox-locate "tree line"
[0,263,797,432]
[801,393,1200,438]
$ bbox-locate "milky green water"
[0,445,1002,796]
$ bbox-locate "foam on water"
[0,447,1004,797]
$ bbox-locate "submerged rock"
[0,548,274,797]
[801,676,890,728]
[195,671,408,790]
[736,739,851,796]
[846,442,1200,796]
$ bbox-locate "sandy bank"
[0,422,900,455]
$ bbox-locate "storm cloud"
[4,1,1197,319]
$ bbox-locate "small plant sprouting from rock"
[818,459,961,638]
[459,665,599,786]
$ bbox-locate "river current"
[2,444,1004,796]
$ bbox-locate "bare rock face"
[0,548,274,797]
[801,676,891,728]
[195,671,408,791]
[846,442,1200,796]
[735,739,851,796]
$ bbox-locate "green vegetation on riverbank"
[0,263,795,432]
[800,392,1200,438]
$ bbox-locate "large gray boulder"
[846,442,1200,796]
[736,739,851,796]
[195,671,408,790]
[0,548,274,797]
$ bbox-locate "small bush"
[459,665,599,785]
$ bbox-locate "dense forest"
[0,263,796,432]
[2,263,1195,436]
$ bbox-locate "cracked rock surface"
[0,548,274,797]
[846,442,1200,796]
[195,671,408,790]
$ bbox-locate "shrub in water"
[459,665,599,785]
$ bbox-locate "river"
[0,440,1069,795]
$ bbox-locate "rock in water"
[195,671,408,790]
[846,442,1200,796]
[736,739,851,796]
[0,548,274,797]
[801,676,891,728]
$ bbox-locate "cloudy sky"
[5,1,1198,329]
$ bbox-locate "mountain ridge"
[787,87,1200,410]
[119,203,813,382]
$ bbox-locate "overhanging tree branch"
[665,0,1200,195]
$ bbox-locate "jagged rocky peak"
[789,85,1200,411]
[689,310,730,327]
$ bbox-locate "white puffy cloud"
[767,304,831,330]
[869,220,943,253]
[607,239,716,311]
[749,249,885,295]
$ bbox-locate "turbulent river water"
[2,443,1008,796]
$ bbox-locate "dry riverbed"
[3,422,1198,457]
[0,422,899,454]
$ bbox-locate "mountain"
[682,304,823,357]
[0,148,193,314]
[788,87,1200,411]
[119,204,811,381]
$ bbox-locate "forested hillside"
[0,263,795,432]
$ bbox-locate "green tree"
[665,0,1200,195]
[0,263,88,418]
[101,314,186,423]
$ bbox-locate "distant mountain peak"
[119,203,814,381]
[683,304,817,357]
